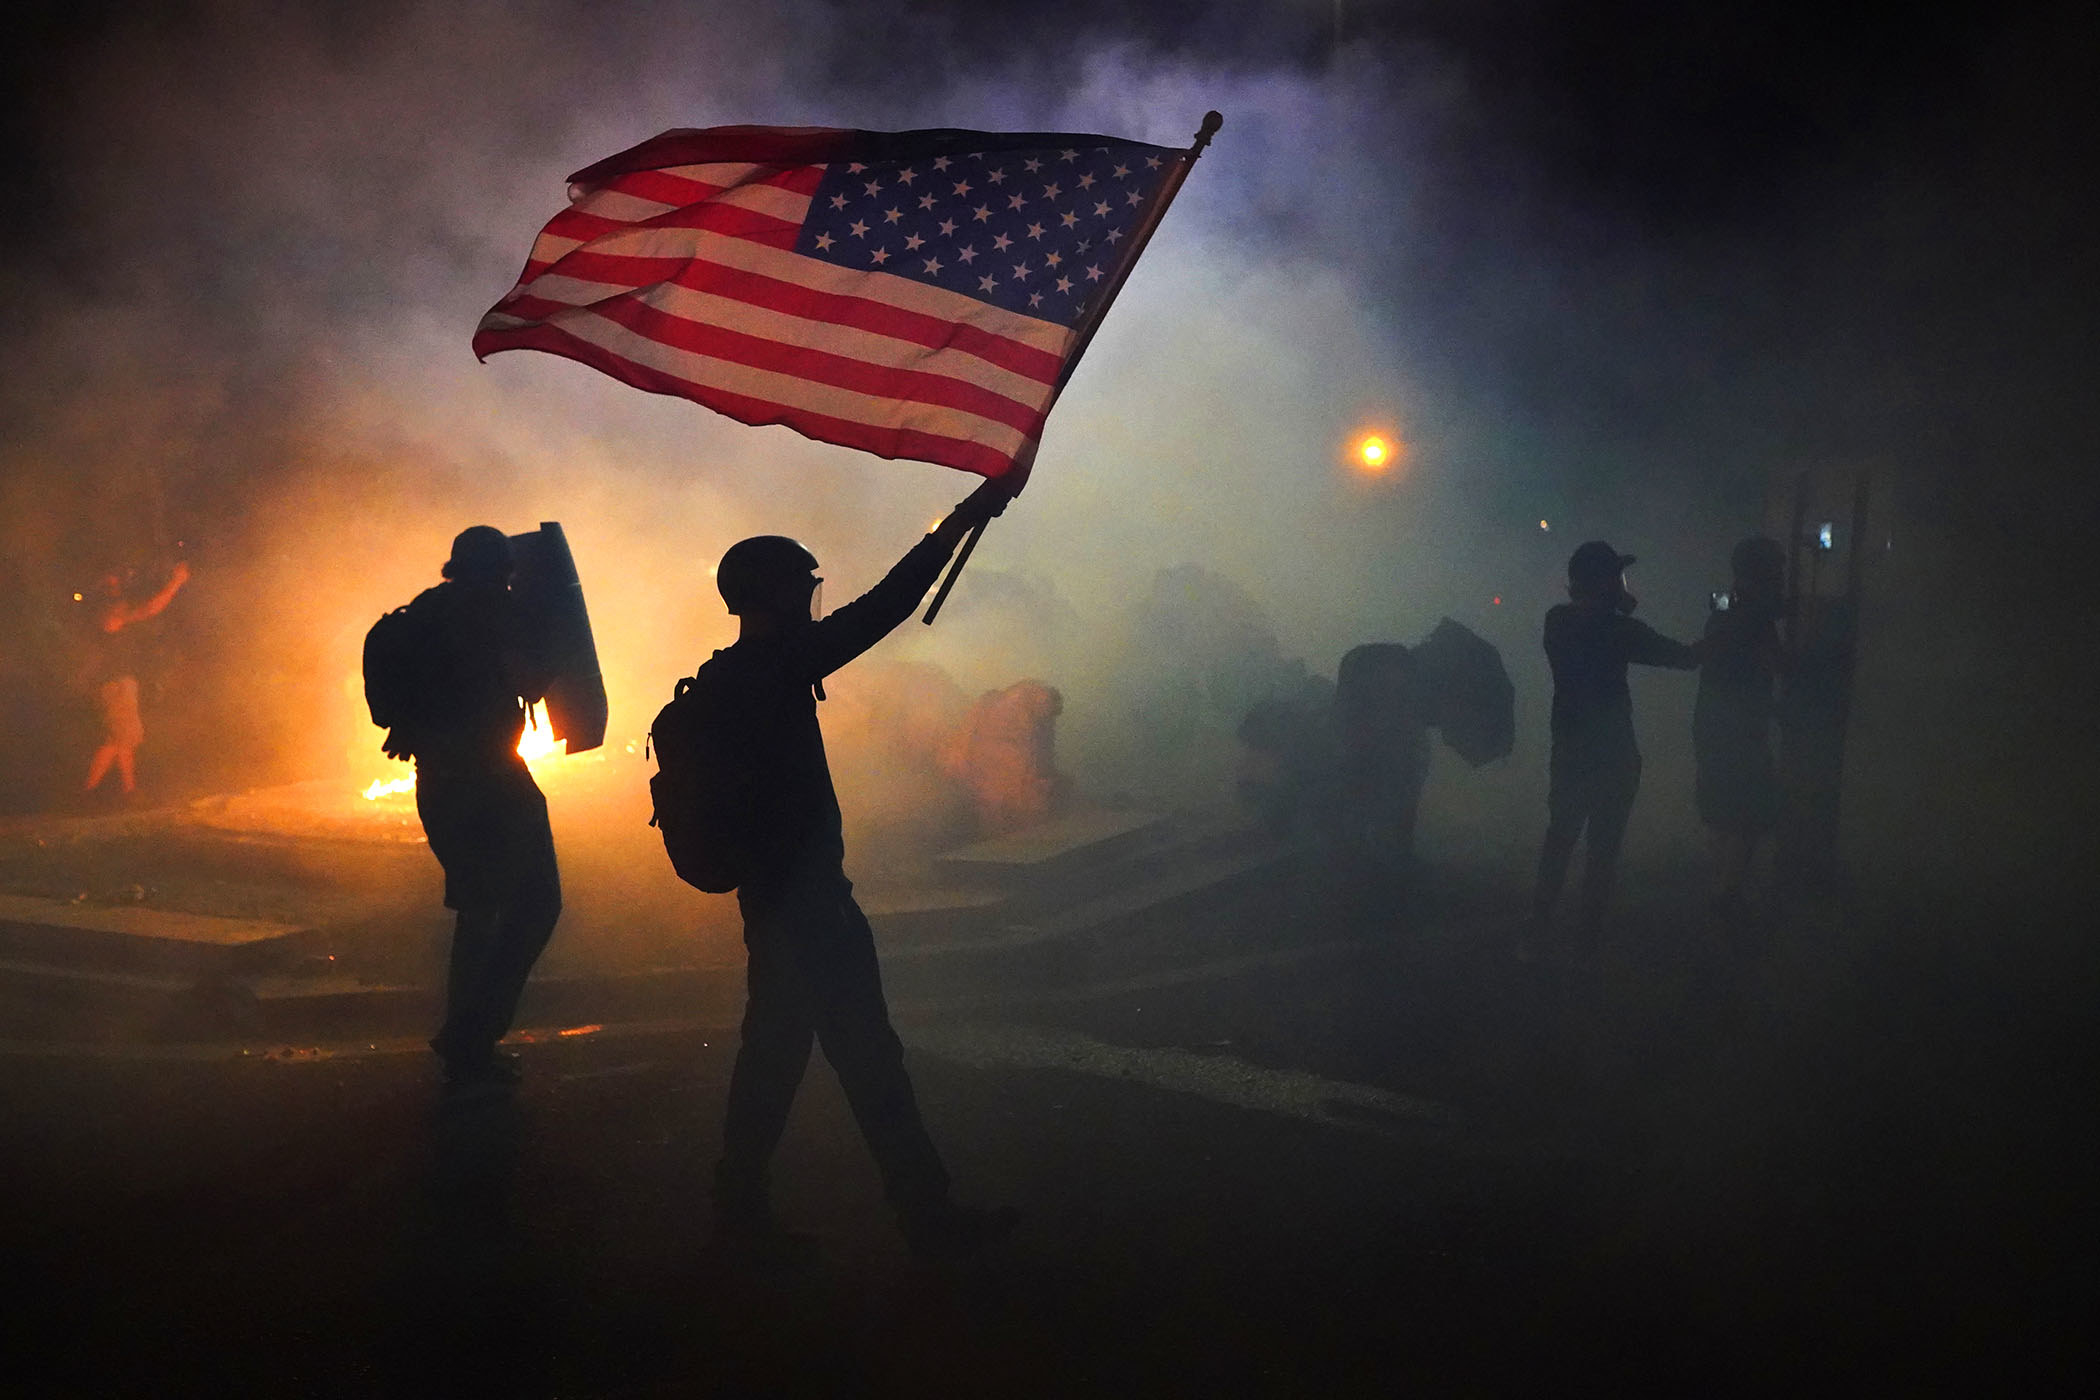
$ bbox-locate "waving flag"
[473,125,1198,480]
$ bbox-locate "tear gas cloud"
[2,1,2093,907]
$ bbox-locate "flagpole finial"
[1195,112,1223,151]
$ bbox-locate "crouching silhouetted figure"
[1333,642,1434,889]
[376,527,561,1090]
[704,479,1018,1264]
[1525,541,1701,960]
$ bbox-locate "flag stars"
[847,162,867,173]
[1025,221,1045,240]
[978,274,997,292]
[829,193,849,210]
[937,218,957,236]
[1011,262,1030,280]
[870,247,891,264]
[884,206,904,223]
[1104,227,1124,243]
[1044,250,1062,267]
[1028,291,1043,307]
[849,219,869,238]
[1093,200,1111,217]
[814,233,835,250]
[1084,263,1103,280]
[1059,148,1079,162]
[972,204,992,222]
[1060,210,1079,228]
[863,179,882,195]
[951,179,972,196]
[986,167,1006,184]
[1007,193,1027,210]
[904,233,925,250]
[957,245,977,262]
[918,193,937,210]
[922,256,942,274]
[1055,275,1073,293]
[896,167,916,184]
[1145,155,1163,169]
[1126,190,1145,206]
[1077,173,1096,189]
[1042,182,1061,200]
[1111,163,1130,179]
[991,232,1012,251]
[932,156,951,171]
[1023,157,1042,173]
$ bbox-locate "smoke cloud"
[2,0,2092,912]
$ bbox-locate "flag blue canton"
[794,141,1179,329]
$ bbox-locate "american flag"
[473,125,1189,480]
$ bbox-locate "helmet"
[442,525,514,582]
[717,535,820,614]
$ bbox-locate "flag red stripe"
[472,320,1021,478]
[571,289,1048,435]
[608,164,824,206]
[495,278,1053,411]
[538,248,1065,385]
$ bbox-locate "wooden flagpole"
[923,110,1224,624]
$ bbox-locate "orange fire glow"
[361,701,569,801]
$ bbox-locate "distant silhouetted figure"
[386,527,560,1091]
[1524,541,1701,958]
[81,559,190,797]
[938,679,1067,835]
[1333,642,1433,880]
[1696,537,1787,916]
[703,479,1017,1263]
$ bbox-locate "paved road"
[2,858,2092,1396]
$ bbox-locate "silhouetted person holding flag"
[1524,541,1702,960]
[372,526,560,1090]
[696,479,1016,1264]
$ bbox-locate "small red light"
[1492,596,1501,605]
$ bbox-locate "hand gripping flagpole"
[924,110,1224,624]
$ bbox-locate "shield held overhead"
[506,521,608,753]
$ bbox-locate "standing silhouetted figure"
[1525,541,1701,958]
[81,559,190,797]
[393,526,560,1090]
[706,479,1017,1263]
[1695,537,1787,918]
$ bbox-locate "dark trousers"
[1533,749,1641,940]
[417,763,562,1063]
[716,865,950,1217]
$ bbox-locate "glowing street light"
[1346,428,1403,476]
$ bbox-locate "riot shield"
[506,521,608,753]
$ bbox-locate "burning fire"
[362,702,569,801]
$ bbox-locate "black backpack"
[648,655,756,893]
[362,597,436,759]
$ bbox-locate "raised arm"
[106,560,190,631]
[788,478,1011,680]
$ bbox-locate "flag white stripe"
[518,270,1060,408]
[538,302,1035,456]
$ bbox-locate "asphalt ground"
[2,856,2095,1396]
